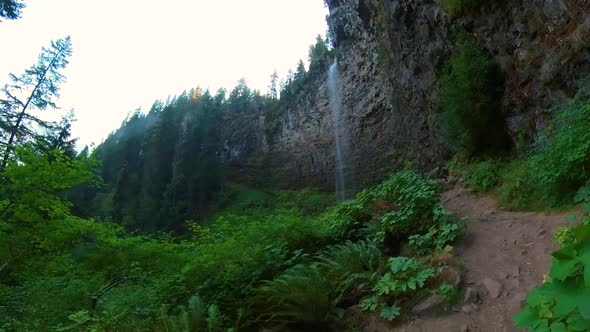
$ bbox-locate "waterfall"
[328,60,349,202]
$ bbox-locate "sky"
[0,0,329,147]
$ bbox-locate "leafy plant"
[438,284,460,305]
[515,224,590,331]
[379,305,401,321]
[498,97,590,209]
[467,160,501,191]
[373,257,435,295]
[373,171,439,236]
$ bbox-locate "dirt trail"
[395,187,571,332]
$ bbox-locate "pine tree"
[268,70,278,100]
[0,36,73,171]
[0,0,25,20]
[295,60,306,82]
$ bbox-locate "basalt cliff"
[226,0,590,192]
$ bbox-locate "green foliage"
[515,224,590,331]
[251,240,383,328]
[438,284,460,305]
[1,147,461,331]
[497,159,536,209]
[1,36,73,171]
[446,154,466,175]
[498,97,590,209]
[467,160,501,191]
[408,206,465,256]
[373,257,435,295]
[252,264,342,327]
[438,32,508,155]
[374,171,438,234]
[438,0,492,19]
[556,228,575,248]
[379,305,401,321]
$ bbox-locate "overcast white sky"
[0,0,329,146]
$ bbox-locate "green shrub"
[360,256,437,321]
[498,97,590,209]
[251,240,383,328]
[438,284,460,305]
[373,257,435,295]
[373,171,439,236]
[251,264,341,328]
[528,98,590,206]
[467,160,501,191]
[438,33,509,155]
[408,205,465,256]
[515,224,590,331]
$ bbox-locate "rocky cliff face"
[226,0,590,193]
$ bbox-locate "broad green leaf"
[550,322,566,332]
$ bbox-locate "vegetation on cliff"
[438,32,510,156]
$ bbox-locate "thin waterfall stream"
[328,59,350,202]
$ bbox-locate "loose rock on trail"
[391,187,570,332]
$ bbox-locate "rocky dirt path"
[394,187,571,332]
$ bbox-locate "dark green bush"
[438,33,509,155]
[467,160,502,191]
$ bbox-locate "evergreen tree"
[308,35,331,73]
[295,60,306,82]
[0,36,73,171]
[268,70,278,100]
[0,0,25,20]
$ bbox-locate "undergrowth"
[1,163,464,331]
[460,96,590,210]
[515,213,590,331]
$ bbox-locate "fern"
[251,264,340,325]
[315,240,384,295]
[359,295,380,312]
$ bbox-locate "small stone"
[509,266,520,278]
[412,295,445,315]
[482,278,503,298]
[497,272,508,279]
[463,287,479,304]
[520,249,528,255]
[460,324,469,332]
[429,167,440,177]
[461,303,478,313]
[537,228,546,236]
[438,266,462,287]
[479,211,497,222]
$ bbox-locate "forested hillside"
[71,37,333,233]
